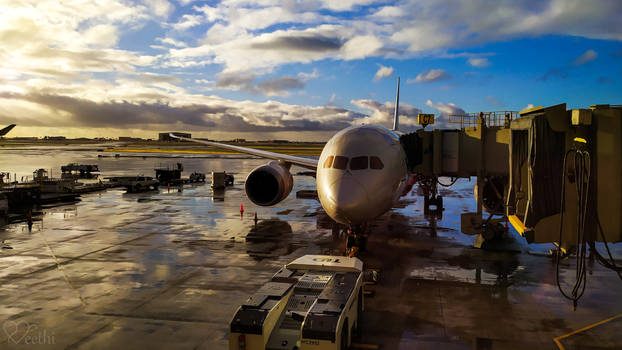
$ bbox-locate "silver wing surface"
[169,134,318,170]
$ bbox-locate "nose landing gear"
[345,224,368,257]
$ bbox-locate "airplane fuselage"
[317,124,409,225]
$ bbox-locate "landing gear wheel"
[344,225,367,256]
[424,195,444,219]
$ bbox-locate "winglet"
[392,77,400,131]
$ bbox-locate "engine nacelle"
[245,161,293,206]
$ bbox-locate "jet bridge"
[506,103,622,245]
[401,104,622,246]
[401,111,517,240]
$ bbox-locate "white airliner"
[171,78,414,247]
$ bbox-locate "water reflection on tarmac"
[0,146,621,349]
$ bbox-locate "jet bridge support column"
[477,112,486,218]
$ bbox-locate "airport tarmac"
[1,146,622,349]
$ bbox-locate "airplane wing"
[169,134,318,170]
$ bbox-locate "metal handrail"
[448,111,518,129]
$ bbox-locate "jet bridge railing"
[448,111,518,129]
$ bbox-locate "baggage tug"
[229,255,364,350]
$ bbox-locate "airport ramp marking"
[553,313,622,350]
[37,229,88,308]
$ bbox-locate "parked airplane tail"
[0,124,16,137]
[392,77,400,131]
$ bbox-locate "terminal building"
[158,132,191,142]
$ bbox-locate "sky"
[0,0,621,141]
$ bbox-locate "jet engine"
[245,161,293,206]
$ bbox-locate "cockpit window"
[350,156,368,170]
[332,156,348,170]
[323,155,334,168]
[370,156,384,169]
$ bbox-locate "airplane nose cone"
[326,178,369,224]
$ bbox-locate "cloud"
[371,6,405,19]
[426,100,465,116]
[5,0,622,82]
[409,69,450,83]
[373,65,394,81]
[0,0,160,80]
[2,0,621,140]
[172,14,202,31]
[148,0,174,18]
[83,24,119,47]
[215,71,317,96]
[319,0,378,12]
[134,73,182,84]
[168,26,345,72]
[215,72,256,91]
[160,1,622,74]
[250,35,343,52]
[522,103,535,111]
[468,57,491,67]
[351,98,422,131]
[0,91,363,133]
[573,49,598,66]
[258,77,306,96]
[156,37,188,48]
[341,35,383,60]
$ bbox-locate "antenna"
[393,77,400,131]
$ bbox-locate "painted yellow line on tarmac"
[553,313,622,350]
[103,148,321,155]
[241,146,323,150]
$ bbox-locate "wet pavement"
[1,146,621,349]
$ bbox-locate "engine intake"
[245,161,293,206]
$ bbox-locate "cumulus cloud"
[167,1,622,74]
[426,100,465,117]
[409,69,450,83]
[5,0,622,80]
[156,37,188,48]
[0,0,160,80]
[250,35,343,52]
[0,91,363,133]
[2,0,621,139]
[215,71,318,96]
[351,99,422,131]
[468,57,491,67]
[148,0,174,18]
[573,49,598,66]
[373,65,394,81]
[172,14,202,31]
[257,77,306,96]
